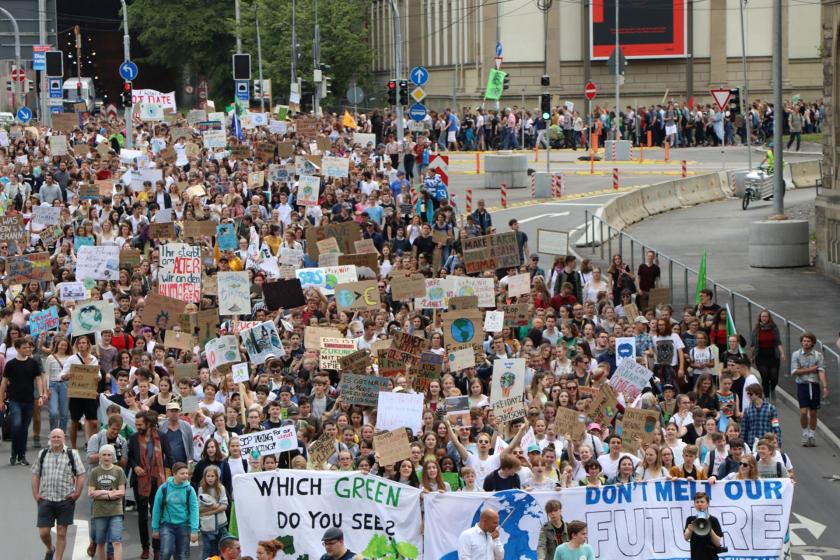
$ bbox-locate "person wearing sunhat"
[320,527,355,560]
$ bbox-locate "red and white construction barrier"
[500,182,508,208]
[613,168,619,190]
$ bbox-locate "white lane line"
[517,212,570,224]
[52,518,90,559]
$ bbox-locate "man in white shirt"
[457,508,504,560]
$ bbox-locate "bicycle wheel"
[742,191,751,210]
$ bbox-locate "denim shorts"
[92,515,124,544]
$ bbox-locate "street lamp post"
[388,0,404,142]
[0,7,23,112]
[119,0,133,149]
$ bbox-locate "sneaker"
[802,435,809,446]
[140,549,150,560]
[18,456,30,466]
[33,436,41,448]
[9,456,16,466]
[809,436,816,447]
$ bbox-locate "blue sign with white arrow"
[496,41,503,57]
[16,107,32,123]
[119,60,139,81]
[409,66,429,86]
[408,103,427,122]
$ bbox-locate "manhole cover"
[792,545,840,556]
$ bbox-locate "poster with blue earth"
[442,309,482,349]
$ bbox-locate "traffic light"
[541,75,550,87]
[121,82,133,107]
[387,80,397,105]
[398,80,409,106]
[729,87,741,114]
[45,51,63,77]
[321,75,331,97]
[503,73,510,91]
[541,93,551,120]
[232,53,251,81]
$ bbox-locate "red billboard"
[591,0,687,59]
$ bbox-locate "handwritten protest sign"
[609,360,653,401]
[555,407,587,440]
[163,330,193,351]
[334,280,380,312]
[338,349,372,373]
[390,273,426,301]
[67,364,100,399]
[319,338,357,370]
[0,216,26,242]
[183,220,216,239]
[33,206,60,226]
[507,273,531,298]
[305,222,361,260]
[238,426,297,457]
[491,358,527,423]
[447,346,475,372]
[7,252,53,284]
[378,349,415,377]
[140,293,186,329]
[71,301,115,335]
[461,232,520,274]
[158,243,202,303]
[218,272,251,316]
[297,175,320,206]
[587,384,619,427]
[205,335,241,372]
[304,326,342,350]
[376,391,424,434]
[483,311,504,333]
[338,373,392,407]
[30,308,60,337]
[308,432,336,467]
[373,428,412,466]
[174,364,198,381]
[622,407,660,445]
[76,245,120,281]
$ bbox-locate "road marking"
[52,518,89,559]
[538,202,605,207]
[516,212,570,224]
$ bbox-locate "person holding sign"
[0,337,45,465]
[63,337,100,449]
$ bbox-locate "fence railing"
[580,210,840,386]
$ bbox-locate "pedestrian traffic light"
[503,73,510,90]
[321,75,332,97]
[541,75,550,87]
[45,51,63,77]
[387,80,397,105]
[232,53,251,81]
[398,80,409,106]
[541,93,551,120]
[121,82,133,107]
[729,87,741,114]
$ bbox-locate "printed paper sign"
[59,282,87,301]
[240,321,285,365]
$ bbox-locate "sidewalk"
[621,187,840,438]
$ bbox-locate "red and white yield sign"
[430,154,449,186]
[10,68,25,82]
[585,81,597,101]
[710,88,732,112]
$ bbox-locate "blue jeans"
[159,522,191,560]
[48,380,69,432]
[8,400,33,459]
[201,525,227,559]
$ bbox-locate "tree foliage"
[127,0,375,110]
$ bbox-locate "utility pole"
[39,0,49,125]
[495,4,501,111]
[0,8,22,112]
[75,26,82,81]
[771,0,783,214]
[388,0,404,142]
[739,0,752,169]
[313,0,320,118]
[234,0,242,53]
[614,0,620,132]
[119,0,133,149]
[291,0,297,91]
[255,1,265,113]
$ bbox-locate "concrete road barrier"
[484,153,529,189]
[788,159,822,189]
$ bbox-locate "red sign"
[430,154,449,187]
[11,69,25,82]
[709,89,731,112]
[585,81,597,101]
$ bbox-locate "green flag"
[485,69,506,100]
[694,249,707,304]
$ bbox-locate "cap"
[634,316,649,324]
[323,527,344,542]
[279,385,293,394]
[286,404,300,415]
[730,355,751,366]
[587,422,602,432]
[662,383,677,393]
[527,444,541,454]
[166,401,182,411]
[529,254,539,261]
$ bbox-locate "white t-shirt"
[199,398,224,415]
[597,452,639,479]
[466,453,501,489]
[653,334,685,367]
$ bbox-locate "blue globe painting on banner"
[440,490,545,560]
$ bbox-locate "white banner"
[75,245,119,281]
[233,470,422,558]
[424,480,794,560]
[131,89,177,111]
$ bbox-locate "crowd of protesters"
[0,102,822,560]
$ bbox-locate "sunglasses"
[740,463,751,467]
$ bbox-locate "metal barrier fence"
[581,210,840,384]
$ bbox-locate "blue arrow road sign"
[408,103,427,122]
[16,107,32,123]
[410,66,429,86]
[496,41,503,57]
[119,60,139,81]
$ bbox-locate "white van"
[62,77,97,113]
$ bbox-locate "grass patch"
[799,133,824,143]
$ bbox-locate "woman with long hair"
[197,465,229,559]
[608,456,638,485]
[636,445,670,481]
[43,335,72,432]
[708,308,731,355]
[725,454,759,481]
[750,310,784,400]
[255,539,284,560]
[420,459,451,492]
[391,459,421,488]
[191,439,228,491]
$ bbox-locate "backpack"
[38,447,79,477]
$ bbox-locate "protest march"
[0,89,813,560]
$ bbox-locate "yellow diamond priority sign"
[410,87,427,103]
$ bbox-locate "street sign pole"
[614,0,620,139]
[389,0,404,143]
[119,0,134,149]
[0,8,23,112]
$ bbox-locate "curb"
[774,385,840,454]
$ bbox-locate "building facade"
[370,0,822,111]
[817,0,840,278]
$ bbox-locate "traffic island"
[748,219,810,268]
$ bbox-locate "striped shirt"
[790,348,824,385]
[31,447,85,502]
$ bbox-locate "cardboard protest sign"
[71,301,115,335]
[78,183,100,201]
[240,321,285,365]
[415,352,444,390]
[390,273,426,301]
[376,391,424,434]
[158,243,202,303]
[256,141,276,161]
[622,407,660,445]
[247,171,264,188]
[491,358,527,423]
[295,116,319,139]
[392,332,429,356]
[194,309,220,345]
[507,273,531,298]
[354,238,378,255]
[577,386,600,403]
[648,287,672,308]
[377,349,415,377]
[75,245,119,281]
[554,407,587,440]
[448,296,478,311]
[67,364,100,399]
[442,309,483,349]
[278,141,295,158]
[338,349,372,373]
[30,308,60,337]
[305,222,361,260]
[7,252,53,284]
[174,363,198,381]
[483,311,505,333]
[338,373,391,406]
[502,303,530,327]
[447,346,476,372]
[319,337,357,370]
[622,302,640,320]
[140,293,187,329]
[297,175,321,206]
[304,326,343,350]
[334,280,380,312]
[461,232,520,274]
[238,426,297,457]
[373,428,412,466]
[263,279,306,310]
[445,396,471,427]
[148,222,176,239]
[321,156,349,178]
[205,335,241,372]
[316,237,340,255]
[164,329,193,351]
[0,216,26,242]
[182,220,216,239]
[308,432,336,467]
[218,271,251,316]
[586,384,619,427]
[609,360,653,401]
[338,253,379,276]
[51,113,80,132]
